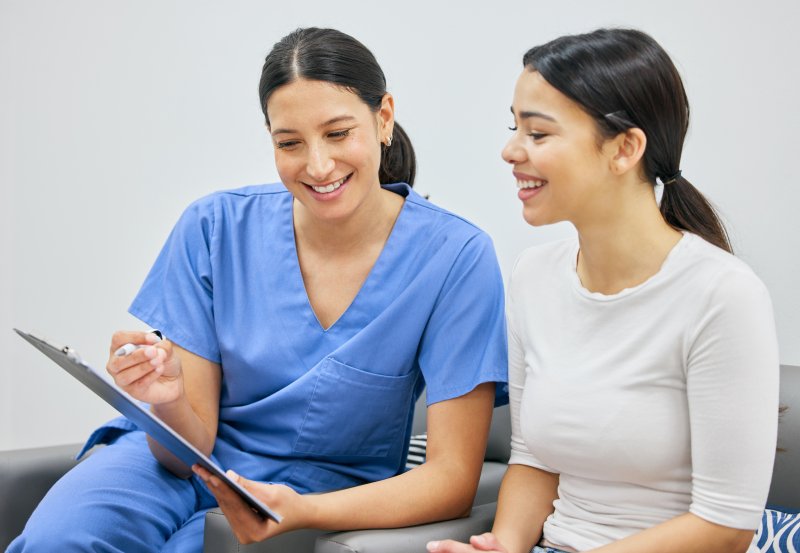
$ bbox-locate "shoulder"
[678,234,770,299]
[667,235,774,336]
[397,184,489,241]
[186,182,289,212]
[391,184,498,261]
[176,183,289,227]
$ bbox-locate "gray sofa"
[2,365,798,552]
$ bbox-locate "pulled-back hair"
[523,28,731,252]
[259,27,416,186]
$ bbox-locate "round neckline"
[568,232,691,302]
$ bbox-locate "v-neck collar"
[283,184,411,333]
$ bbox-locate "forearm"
[142,344,221,477]
[588,512,754,553]
[307,455,479,531]
[148,395,216,476]
[491,464,558,553]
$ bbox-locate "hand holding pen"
[106,329,184,405]
[114,329,164,356]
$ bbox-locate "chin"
[522,208,547,227]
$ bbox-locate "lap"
[8,431,216,553]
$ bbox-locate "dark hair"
[258,27,416,186]
[522,28,731,252]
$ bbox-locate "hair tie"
[661,170,682,185]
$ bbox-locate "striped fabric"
[755,509,800,552]
[405,433,428,469]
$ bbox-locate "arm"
[491,465,558,553]
[107,330,221,476]
[427,465,558,553]
[195,382,496,543]
[587,514,754,553]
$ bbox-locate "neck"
[575,184,682,295]
[293,185,403,254]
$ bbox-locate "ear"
[377,92,395,142]
[607,127,646,176]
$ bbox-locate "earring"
[385,134,393,147]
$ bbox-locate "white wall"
[2,0,798,451]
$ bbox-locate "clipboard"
[14,328,282,523]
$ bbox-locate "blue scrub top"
[89,183,508,494]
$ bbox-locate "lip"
[303,172,353,201]
[513,170,547,202]
[513,170,546,183]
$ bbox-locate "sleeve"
[686,268,780,530]
[128,196,221,363]
[417,232,509,407]
[505,255,556,472]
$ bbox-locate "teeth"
[311,175,347,194]
[516,179,546,189]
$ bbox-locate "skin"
[106,77,496,543]
[427,69,754,553]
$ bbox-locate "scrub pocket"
[293,357,418,457]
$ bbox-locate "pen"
[114,329,163,357]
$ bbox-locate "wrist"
[150,386,188,417]
[301,492,329,530]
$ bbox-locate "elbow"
[440,470,481,519]
[727,530,756,553]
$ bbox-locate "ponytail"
[523,29,733,254]
[380,122,416,186]
[660,176,732,253]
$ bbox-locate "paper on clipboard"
[14,328,282,523]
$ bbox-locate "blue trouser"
[8,431,217,552]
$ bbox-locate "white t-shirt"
[507,233,779,553]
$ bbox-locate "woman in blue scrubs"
[9,28,508,552]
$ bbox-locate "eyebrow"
[271,115,357,136]
[510,106,557,123]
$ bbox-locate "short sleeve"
[417,232,509,407]
[128,197,221,363]
[687,268,780,529]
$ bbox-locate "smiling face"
[266,78,393,222]
[502,69,618,227]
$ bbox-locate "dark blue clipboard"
[14,328,282,523]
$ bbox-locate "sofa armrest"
[769,365,800,510]
[0,443,84,549]
[204,509,328,553]
[313,502,496,553]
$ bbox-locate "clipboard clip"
[61,345,83,364]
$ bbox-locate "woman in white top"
[429,28,779,553]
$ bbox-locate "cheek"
[348,139,380,170]
[273,150,301,180]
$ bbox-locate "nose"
[306,142,335,181]
[501,133,525,165]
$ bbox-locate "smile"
[516,178,547,189]
[305,174,352,194]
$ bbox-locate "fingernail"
[144,346,157,359]
[426,541,439,551]
[227,469,239,482]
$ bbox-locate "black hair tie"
[661,170,682,185]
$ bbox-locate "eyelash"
[508,126,548,141]
[276,129,351,149]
